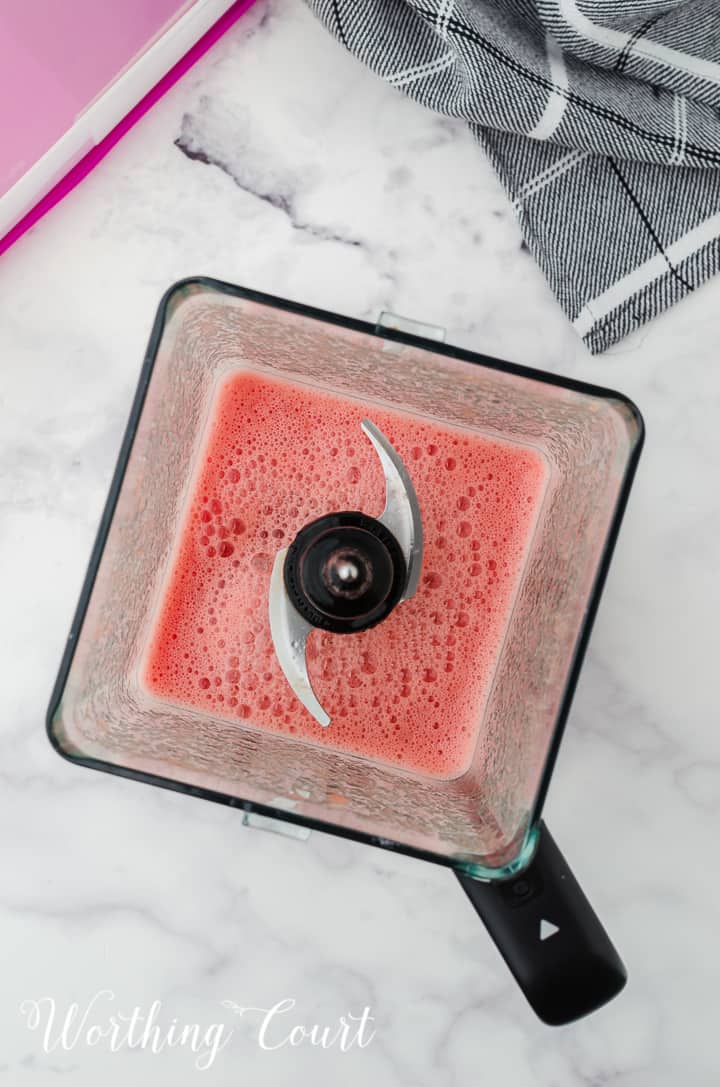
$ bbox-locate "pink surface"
[0,1,193,194]
[0,0,257,257]
[143,371,548,780]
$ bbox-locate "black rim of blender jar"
[46,276,645,881]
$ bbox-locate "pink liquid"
[143,371,547,779]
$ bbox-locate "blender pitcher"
[48,279,644,1025]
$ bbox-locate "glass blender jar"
[48,279,644,1025]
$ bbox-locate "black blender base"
[455,823,627,1026]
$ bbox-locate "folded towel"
[307,0,720,352]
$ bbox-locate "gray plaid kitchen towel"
[306,0,720,352]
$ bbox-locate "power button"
[500,871,544,908]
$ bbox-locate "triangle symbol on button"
[540,919,559,941]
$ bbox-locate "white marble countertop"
[1,1,718,1083]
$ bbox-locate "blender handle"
[454,822,627,1025]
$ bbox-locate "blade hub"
[284,511,407,634]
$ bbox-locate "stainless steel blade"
[361,418,423,600]
[268,548,331,727]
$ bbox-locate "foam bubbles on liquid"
[143,371,547,779]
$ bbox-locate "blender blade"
[360,419,423,602]
[268,418,423,725]
[268,549,331,727]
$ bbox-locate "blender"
[48,278,644,1024]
